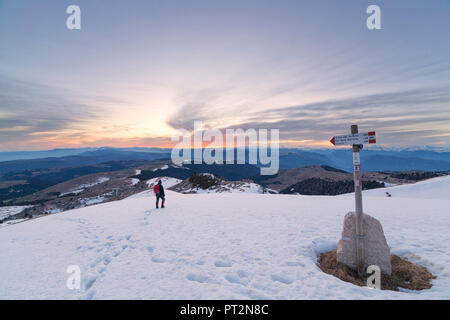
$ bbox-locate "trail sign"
[330,125,376,276]
[330,131,376,146]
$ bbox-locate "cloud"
[166,86,450,147]
[0,75,107,149]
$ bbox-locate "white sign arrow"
[330,131,376,146]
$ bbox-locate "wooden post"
[351,124,365,276]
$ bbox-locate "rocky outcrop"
[280,178,384,195]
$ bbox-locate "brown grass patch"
[318,250,436,291]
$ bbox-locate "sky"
[0,0,450,151]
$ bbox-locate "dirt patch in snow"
[318,250,436,291]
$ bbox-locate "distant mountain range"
[0,147,170,162]
[0,149,172,174]
[0,146,450,175]
[278,148,450,172]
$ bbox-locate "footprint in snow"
[151,256,167,263]
[103,255,112,265]
[85,290,96,300]
[270,274,294,285]
[98,267,107,274]
[237,270,250,278]
[83,275,97,290]
[214,261,233,268]
[225,274,249,286]
[286,261,305,267]
[186,273,209,283]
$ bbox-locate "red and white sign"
[330,131,376,146]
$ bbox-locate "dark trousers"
[156,194,165,207]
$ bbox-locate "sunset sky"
[1,0,450,151]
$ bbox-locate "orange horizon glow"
[0,135,345,152]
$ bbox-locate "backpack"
[153,184,160,195]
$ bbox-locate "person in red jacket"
[153,180,165,208]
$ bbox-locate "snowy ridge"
[176,182,264,194]
[360,175,450,199]
[126,177,183,200]
[171,173,264,194]
[59,177,110,197]
[0,206,31,221]
[146,177,182,189]
[152,165,169,172]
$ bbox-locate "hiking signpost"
[329,130,376,146]
[330,125,376,276]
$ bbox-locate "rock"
[337,212,392,275]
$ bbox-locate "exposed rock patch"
[319,250,436,291]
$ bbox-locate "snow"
[361,175,450,199]
[0,218,28,227]
[171,164,190,170]
[135,170,141,175]
[199,173,215,178]
[383,182,398,187]
[130,178,140,186]
[0,177,449,299]
[80,196,106,206]
[145,177,182,189]
[78,192,114,207]
[127,177,183,200]
[59,189,85,197]
[153,165,169,172]
[183,182,263,194]
[47,208,63,214]
[0,206,31,220]
[173,174,264,194]
[59,177,110,197]
[235,183,263,194]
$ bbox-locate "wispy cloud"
[0,75,106,149]
[167,86,450,147]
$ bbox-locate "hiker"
[153,180,165,208]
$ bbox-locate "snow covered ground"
[79,196,108,206]
[361,175,450,199]
[129,178,140,186]
[126,177,183,199]
[59,177,110,197]
[0,206,31,220]
[146,177,182,189]
[0,177,449,299]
